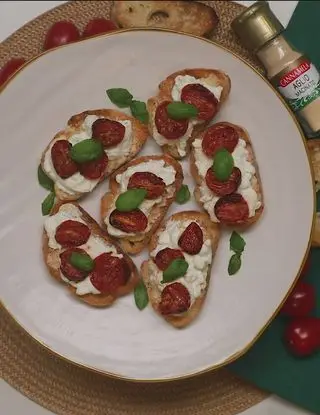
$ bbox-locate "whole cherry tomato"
[299,253,311,279]
[284,317,320,357]
[0,58,26,87]
[44,21,80,50]
[82,18,118,38]
[281,282,316,317]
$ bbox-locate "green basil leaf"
[70,139,104,163]
[212,148,234,181]
[161,258,189,283]
[230,231,246,254]
[38,164,54,191]
[175,184,191,204]
[228,254,242,276]
[130,100,149,124]
[115,188,147,212]
[41,192,55,216]
[70,252,94,272]
[106,88,133,108]
[166,102,198,120]
[134,280,149,310]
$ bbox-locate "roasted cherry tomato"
[44,21,80,50]
[284,317,320,357]
[281,282,316,317]
[0,58,26,87]
[82,18,118,38]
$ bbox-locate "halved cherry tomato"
[82,18,118,38]
[284,317,320,357]
[0,58,26,87]
[281,282,316,317]
[44,21,80,50]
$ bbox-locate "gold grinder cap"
[231,1,284,53]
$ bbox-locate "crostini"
[43,202,139,307]
[307,138,320,246]
[191,122,264,227]
[147,68,231,159]
[141,211,220,328]
[111,1,219,38]
[40,109,149,202]
[100,155,183,255]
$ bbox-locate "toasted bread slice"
[147,68,231,159]
[191,121,264,228]
[141,211,220,328]
[100,155,183,255]
[40,109,149,202]
[43,202,139,307]
[307,138,320,246]
[111,1,219,38]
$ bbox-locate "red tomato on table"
[82,18,118,38]
[44,21,80,50]
[0,58,26,87]
[284,317,320,357]
[281,282,316,317]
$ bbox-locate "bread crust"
[42,201,140,307]
[40,109,149,202]
[111,1,219,38]
[190,121,264,229]
[141,211,220,328]
[147,68,231,160]
[100,154,183,255]
[307,138,320,246]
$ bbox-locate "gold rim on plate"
[0,28,316,383]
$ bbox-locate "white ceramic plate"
[0,30,314,381]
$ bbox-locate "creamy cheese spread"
[150,219,212,304]
[193,138,261,221]
[44,203,122,296]
[152,120,195,158]
[105,160,176,237]
[43,115,132,196]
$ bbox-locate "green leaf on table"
[230,231,246,254]
[134,280,149,310]
[106,88,133,108]
[38,164,54,191]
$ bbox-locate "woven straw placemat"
[0,1,269,414]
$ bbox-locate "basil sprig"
[115,188,147,212]
[130,100,149,124]
[161,258,189,284]
[106,88,133,108]
[228,231,246,276]
[134,280,149,310]
[230,231,246,254]
[41,192,55,216]
[212,148,234,182]
[38,165,54,191]
[70,139,104,163]
[166,102,198,119]
[228,254,242,276]
[106,87,149,124]
[175,184,191,204]
[70,252,94,272]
